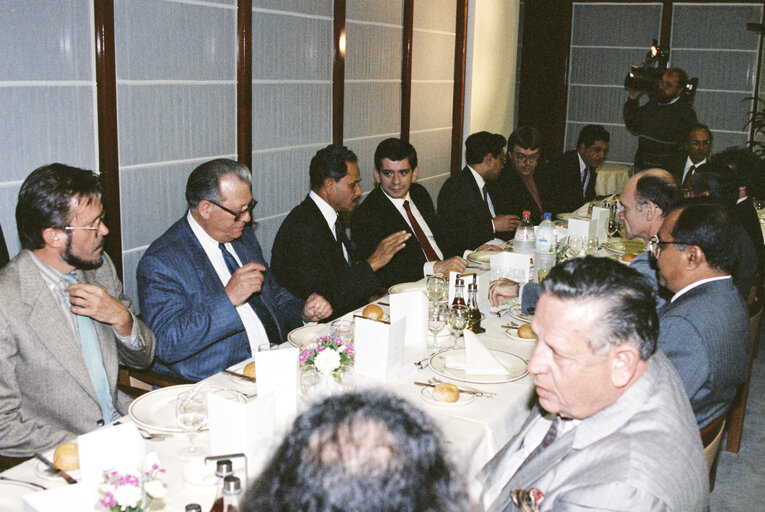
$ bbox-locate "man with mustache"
[272,145,410,318]
[0,164,156,457]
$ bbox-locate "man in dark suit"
[653,202,749,428]
[351,138,468,289]
[548,124,610,213]
[137,159,332,381]
[493,126,559,224]
[437,132,520,256]
[675,124,712,191]
[271,145,410,318]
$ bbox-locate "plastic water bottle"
[535,212,556,281]
[513,210,536,258]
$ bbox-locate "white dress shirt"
[681,156,707,184]
[670,275,731,303]
[187,211,270,354]
[381,189,444,276]
[577,152,592,195]
[309,190,349,263]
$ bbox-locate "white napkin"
[445,330,509,376]
[390,290,428,361]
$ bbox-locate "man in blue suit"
[137,159,332,381]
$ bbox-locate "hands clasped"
[303,293,332,322]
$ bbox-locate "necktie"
[482,185,490,210]
[518,416,562,470]
[682,165,696,190]
[334,217,351,265]
[582,167,590,193]
[218,243,281,345]
[61,272,113,422]
[402,200,439,262]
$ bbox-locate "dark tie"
[517,416,562,470]
[218,243,281,345]
[402,200,439,262]
[682,165,696,190]
[334,217,351,266]
[482,185,490,209]
[582,167,590,192]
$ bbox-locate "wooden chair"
[724,300,762,453]
[0,455,31,472]
[118,366,193,399]
[700,414,726,491]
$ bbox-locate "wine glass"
[568,235,584,257]
[607,219,619,239]
[426,274,446,305]
[175,390,208,459]
[330,319,354,345]
[427,303,447,352]
[448,305,469,348]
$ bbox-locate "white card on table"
[390,291,428,361]
[567,218,591,241]
[591,206,609,243]
[354,316,405,382]
[476,271,490,313]
[77,423,145,489]
[255,347,298,420]
[490,251,530,283]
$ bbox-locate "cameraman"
[623,68,698,173]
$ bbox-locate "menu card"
[354,316,405,382]
[390,290,427,361]
[490,251,530,283]
[78,423,146,489]
[567,218,592,242]
[591,206,609,243]
[255,347,298,420]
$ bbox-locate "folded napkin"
[445,330,509,376]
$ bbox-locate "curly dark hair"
[242,391,468,512]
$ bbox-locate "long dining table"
[0,286,538,512]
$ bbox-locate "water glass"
[330,319,354,345]
[426,274,446,304]
[568,235,584,256]
[175,390,208,460]
[448,305,469,348]
[427,303,447,352]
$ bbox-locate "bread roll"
[517,323,536,339]
[53,442,79,471]
[362,304,385,321]
[243,361,256,380]
[621,253,637,262]
[432,383,460,403]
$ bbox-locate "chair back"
[700,413,726,490]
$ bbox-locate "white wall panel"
[252,0,331,17]
[410,129,453,179]
[347,1,402,24]
[252,13,332,80]
[344,82,401,139]
[411,83,453,131]
[570,3,662,46]
[252,84,331,149]
[345,25,402,80]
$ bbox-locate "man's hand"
[67,283,133,336]
[225,262,266,306]
[488,278,520,307]
[474,243,503,253]
[627,88,644,100]
[303,293,332,322]
[366,231,411,271]
[493,214,521,233]
[434,256,468,274]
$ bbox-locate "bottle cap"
[468,283,477,291]
[544,212,551,219]
[455,277,464,286]
[223,475,242,494]
[523,210,531,217]
[185,504,202,512]
[215,459,233,477]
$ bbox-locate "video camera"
[624,40,698,104]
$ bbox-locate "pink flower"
[100,491,116,508]
[345,345,355,355]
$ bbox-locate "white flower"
[114,484,143,509]
[314,348,341,374]
[144,479,166,499]
[337,345,346,352]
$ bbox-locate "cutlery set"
[414,377,496,398]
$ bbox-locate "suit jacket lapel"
[305,197,349,264]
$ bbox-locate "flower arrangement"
[98,464,166,512]
[299,335,354,379]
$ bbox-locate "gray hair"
[185,158,252,209]
[541,257,658,359]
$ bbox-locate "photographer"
[623,67,698,173]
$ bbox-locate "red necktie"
[403,200,439,262]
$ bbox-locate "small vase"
[300,365,355,401]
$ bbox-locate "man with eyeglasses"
[652,202,749,428]
[137,159,332,381]
[0,164,156,457]
[624,68,698,173]
[676,124,712,190]
[493,126,559,224]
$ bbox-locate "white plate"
[33,461,80,482]
[388,281,427,295]
[128,384,226,433]
[226,359,258,392]
[604,239,645,255]
[466,251,497,269]
[419,386,476,406]
[429,348,528,384]
[507,304,534,323]
[287,324,329,348]
[0,480,41,511]
[505,327,536,342]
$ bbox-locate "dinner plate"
[128,384,226,433]
[33,461,80,481]
[429,348,528,384]
[388,281,427,295]
[0,480,41,511]
[505,326,536,342]
[466,250,498,269]
[287,324,329,348]
[507,303,534,324]
[419,386,476,406]
[226,359,257,392]
[604,239,645,255]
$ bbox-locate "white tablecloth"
[595,162,631,196]
[1,307,536,511]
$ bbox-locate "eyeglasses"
[513,152,540,164]
[689,139,712,146]
[616,201,645,216]
[65,214,106,232]
[648,235,687,258]
[209,199,257,221]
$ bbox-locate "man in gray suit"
[474,257,707,511]
[0,164,156,457]
[653,202,750,428]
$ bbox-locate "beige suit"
[0,250,155,457]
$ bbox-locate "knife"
[222,369,257,383]
[413,381,495,397]
[34,453,78,484]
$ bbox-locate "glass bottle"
[222,475,242,512]
[466,283,484,334]
[451,277,466,309]
[209,459,233,512]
